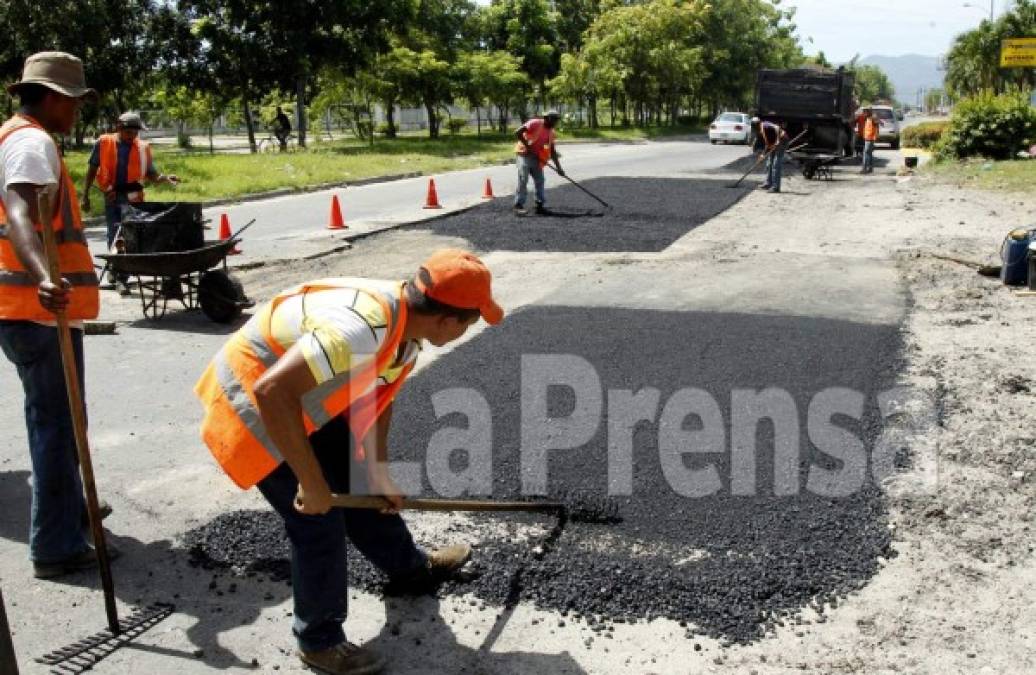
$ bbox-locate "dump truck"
[754,67,857,179]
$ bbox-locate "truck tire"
[891,138,900,150]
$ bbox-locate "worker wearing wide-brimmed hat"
[82,111,179,292]
[513,110,565,215]
[0,52,117,579]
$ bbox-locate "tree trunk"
[296,76,307,148]
[243,97,258,154]
[424,100,438,138]
[208,122,214,154]
[324,108,333,142]
[384,102,397,138]
[475,106,481,137]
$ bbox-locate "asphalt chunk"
[411,177,751,253]
[183,305,901,644]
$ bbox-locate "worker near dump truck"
[861,108,879,175]
[195,249,503,675]
[513,110,565,215]
[755,117,788,193]
[0,52,117,579]
[80,112,178,292]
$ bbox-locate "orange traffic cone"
[481,177,494,200]
[423,178,443,209]
[219,213,241,255]
[327,194,347,230]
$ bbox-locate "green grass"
[925,158,1036,194]
[65,123,702,217]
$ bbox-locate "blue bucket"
[1001,229,1034,286]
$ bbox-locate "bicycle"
[258,132,297,153]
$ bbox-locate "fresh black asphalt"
[185,303,902,643]
[410,177,752,253]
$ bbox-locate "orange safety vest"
[863,118,879,142]
[194,279,414,489]
[0,115,99,322]
[515,120,553,167]
[95,133,151,201]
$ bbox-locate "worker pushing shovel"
[513,110,564,215]
[195,250,506,675]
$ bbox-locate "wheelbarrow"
[97,224,254,323]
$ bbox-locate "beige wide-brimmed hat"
[6,51,97,100]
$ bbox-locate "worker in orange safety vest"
[0,51,116,580]
[81,112,178,291]
[861,107,880,174]
[194,249,504,675]
[513,110,564,215]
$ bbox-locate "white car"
[709,112,752,145]
[871,105,901,149]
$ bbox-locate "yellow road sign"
[1001,38,1036,68]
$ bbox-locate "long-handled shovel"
[545,164,612,211]
[729,128,809,189]
[330,493,620,525]
[34,187,173,674]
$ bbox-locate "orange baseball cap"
[417,249,504,325]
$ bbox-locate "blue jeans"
[765,147,785,191]
[104,197,128,249]
[863,141,875,173]
[514,155,545,208]
[256,416,427,653]
[0,321,90,563]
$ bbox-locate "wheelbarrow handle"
[230,218,257,241]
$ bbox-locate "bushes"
[938,91,1036,160]
[446,118,468,135]
[901,121,949,149]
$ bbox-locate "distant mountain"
[857,54,945,105]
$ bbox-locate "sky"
[784,0,1008,62]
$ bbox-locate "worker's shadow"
[366,593,587,675]
[0,471,288,670]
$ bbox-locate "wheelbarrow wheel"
[199,270,245,323]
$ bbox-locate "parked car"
[708,112,752,145]
[871,105,901,149]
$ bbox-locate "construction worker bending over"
[195,249,504,675]
[756,118,788,194]
[81,112,178,293]
[0,52,116,579]
[514,110,564,215]
[861,108,879,174]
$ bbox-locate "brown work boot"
[426,543,472,577]
[299,641,385,675]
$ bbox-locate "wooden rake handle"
[330,494,564,514]
[37,187,120,635]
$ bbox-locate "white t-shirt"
[0,124,60,193]
[0,123,81,328]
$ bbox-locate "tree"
[181,0,411,150]
[0,0,176,144]
[697,0,803,117]
[853,64,895,104]
[454,51,529,133]
[945,0,1036,98]
[478,0,561,108]
[575,0,710,127]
